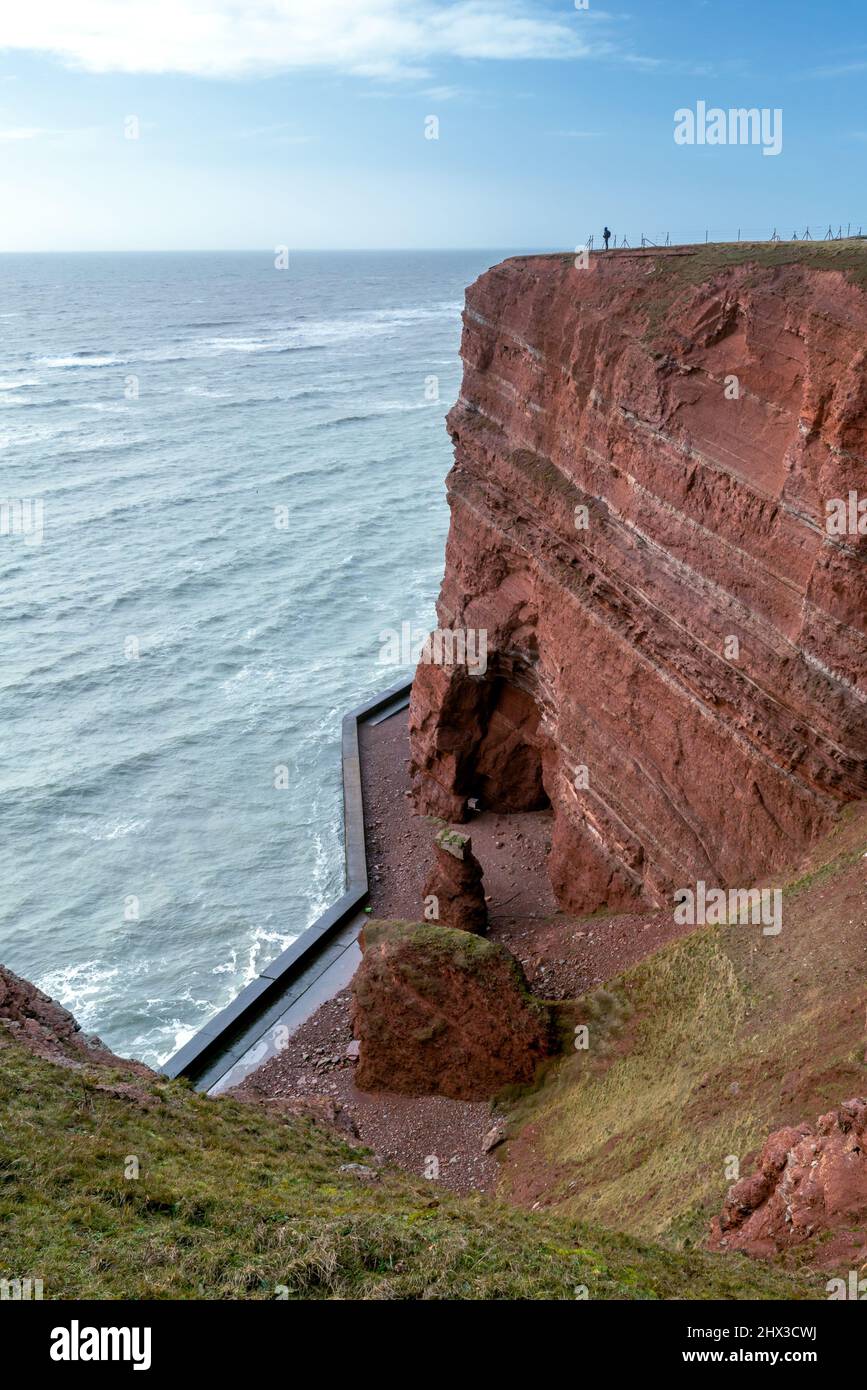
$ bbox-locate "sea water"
[0,249,514,1064]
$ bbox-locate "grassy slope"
[0,1034,815,1300]
[498,806,867,1260]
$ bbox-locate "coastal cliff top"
[497,238,867,311]
[510,237,867,272]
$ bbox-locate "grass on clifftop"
[520,238,867,338]
[642,239,867,336]
[498,806,867,1260]
[0,1034,816,1300]
[533,236,867,286]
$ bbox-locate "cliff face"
[410,245,867,913]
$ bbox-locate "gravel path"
[241,708,694,1194]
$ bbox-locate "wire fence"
[584,222,864,250]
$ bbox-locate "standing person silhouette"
[603,226,611,250]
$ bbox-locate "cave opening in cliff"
[470,678,550,813]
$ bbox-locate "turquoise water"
[0,249,510,1064]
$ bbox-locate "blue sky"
[0,0,864,251]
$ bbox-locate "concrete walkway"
[162,679,411,1093]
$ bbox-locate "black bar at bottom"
[7,1294,859,1374]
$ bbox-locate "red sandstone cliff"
[411,245,867,914]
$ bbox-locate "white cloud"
[236,123,314,142]
[421,85,468,102]
[0,1,614,79]
[812,60,867,78]
[0,125,98,140]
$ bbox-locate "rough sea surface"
[0,249,512,1065]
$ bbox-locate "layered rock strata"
[411,246,867,913]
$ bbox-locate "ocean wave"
[61,815,150,842]
[0,420,82,448]
[272,343,329,354]
[319,413,370,428]
[183,385,234,399]
[36,960,121,1032]
[38,353,127,368]
[319,400,432,428]
[238,926,291,989]
[147,1020,201,1067]
[220,664,276,690]
[213,392,288,408]
[34,302,462,374]
[57,433,137,453]
[368,301,463,321]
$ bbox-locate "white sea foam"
[62,816,150,842]
[240,924,294,988]
[0,419,82,447]
[36,960,121,1032]
[33,303,462,377]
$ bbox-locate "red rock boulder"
[422,826,487,933]
[350,920,555,1100]
[710,1097,867,1264]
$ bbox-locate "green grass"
[502,931,754,1240]
[498,808,867,1255]
[784,842,865,898]
[0,1037,815,1300]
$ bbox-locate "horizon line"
[0,245,549,256]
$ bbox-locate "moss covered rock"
[351,920,556,1100]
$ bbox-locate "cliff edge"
[411,243,867,914]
